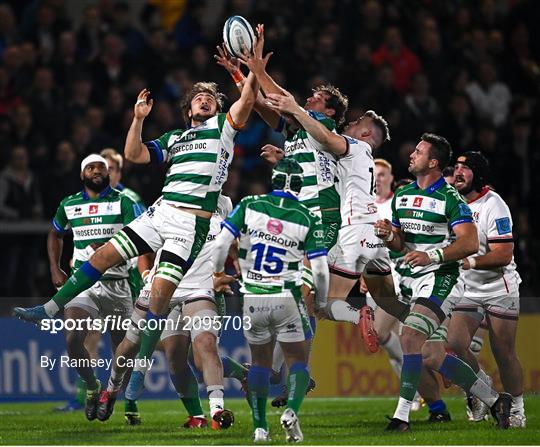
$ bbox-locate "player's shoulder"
[394,182,416,196]
[343,135,372,154]
[440,183,464,202]
[483,189,511,212]
[216,194,233,217]
[59,191,84,207]
[307,110,336,126]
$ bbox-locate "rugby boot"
[360,305,379,353]
[96,390,117,421]
[490,392,512,429]
[85,380,102,421]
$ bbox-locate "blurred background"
[0,0,539,304]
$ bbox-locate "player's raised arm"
[124,89,153,164]
[266,91,348,155]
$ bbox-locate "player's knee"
[90,242,122,270]
[193,331,218,355]
[447,334,469,357]
[400,326,425,353]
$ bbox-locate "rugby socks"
[393,353,423,422]
[428,399,448,415]
[327,299,360,324]
[512,394,525,415]
[170,367,204,417]
[83,372,98,391]
[287,362,310,414]
[207,385,225,418]
[222,356,248,382]
[438,354,498,407]
[137,311,166,363]
[107,368,124,393]
[381,332,403,376]
[48,262,103,313]
[247,366,270,430]
[75,376,87,405]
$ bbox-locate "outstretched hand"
[260,144,285,164]
[214,44,240,74]
[238,23,273,74]
[265,90,300,115]
[134,89,153,119]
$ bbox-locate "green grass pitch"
[0,396,538,445]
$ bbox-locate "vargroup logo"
[89,205,99,214]
[267,219,283,235]
[413,197,423,207]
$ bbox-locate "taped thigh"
[404,311,440,338]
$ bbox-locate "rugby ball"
[223,15,255,58]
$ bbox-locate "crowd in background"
[0,0,539,299]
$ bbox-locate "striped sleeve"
[222,199,247,237]
[52,201,69,234]
[145,130,177,163]
[447,191,473,227]
[391,194,401,228]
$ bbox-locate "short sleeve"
[446,189,473,228]
[486,196,513,243]
[144,130,177,164]
[391,193,401,228]
[121,195,142,225]
[305,214,327,259]
[222,198,247,238]
[52,200,69,234]
[305,110,337,152]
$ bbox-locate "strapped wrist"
[427,248,444,264]
[385,231,395,242]
[467,256,477,269]
[231,69,244,84]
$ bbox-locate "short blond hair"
[100,148,123,170]
[374,158,392,172]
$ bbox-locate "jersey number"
[369,167,375,195]
[251,243,287,274]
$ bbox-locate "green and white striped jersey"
[53,186,142,278]
[391,177,473,277]
[280,110,340,213]
[145,112,238,213]
[222,190,327,295]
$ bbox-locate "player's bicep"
[452,221,477,240]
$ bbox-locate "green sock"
[52,262,102,308]
[75,376,86,405]
[248,366,270,430]
[125,399,138,413]
[222,356,248,382]
[170,368,204,417]
[138,312,165,360]
[400,354,423,400]
[286,363,310,414]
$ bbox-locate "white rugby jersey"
[375,193,393,221]
[461,187,521,297]
[336,136,379,225]
[144,195,233,291]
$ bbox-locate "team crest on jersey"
[429,199,437,210]
[89,205,99,214]
[267,219,283,235]
[495,217,511,234]
[413,197,423,207]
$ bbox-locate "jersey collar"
[270,190,299,201]
[413,176,445,195]
[82,185,113,200]
[116,182,125,191]
[467,186,490,204]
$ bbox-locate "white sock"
[393,397,412,422]
[477,369,491,385]
[272,342,285,374]
[207,385,224,417]
[327,300,360,324]
[470,378,499,407]
[512,394,524,414]
[44,300,60,317]
[107,368,124,392]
